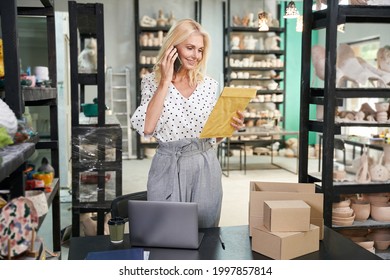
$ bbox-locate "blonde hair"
[154,18,210,87]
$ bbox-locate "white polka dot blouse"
[130,72,219,143]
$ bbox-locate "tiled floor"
[40,154,310,259]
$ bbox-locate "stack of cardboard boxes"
[249,181,324,260]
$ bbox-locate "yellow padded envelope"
[200,87,257,138]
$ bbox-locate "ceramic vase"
[383,145,390,171]
[355,149,371,184]
[369,152,390,182]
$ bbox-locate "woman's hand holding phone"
[161,46,179,83]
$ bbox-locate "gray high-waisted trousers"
[147,138,223,228]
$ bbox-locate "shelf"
[229,50,285,56]
[139,46,162,51]
[139,26,170,32]
[307,121,341,134]
[0,142,35,182]
[312,174,390,194]
[77,73,98,85]
[23,87,57,103]
[310,87,390,99]
[311,120,390,129]
[336,88,390,99]
[222,1,286,150]
[312,5,390,30]
[229,78,284,82]
[69,1,122,236]
[72,202,112,211]
[0,0,61,254]
[228,26,285,33]
[229,66,284,71]
[78,114,121,125]
[72,161,122,172]
[249,101,283,105]
[299,1,390,232]
[310,120,390,130]
[336,122,390,127]
[133,0,202,159]
[35,139,58,150]
[256,89,284,94]
[17,5,53,17]
[333,218,390,230]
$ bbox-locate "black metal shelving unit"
[299,2,390,232]
[68,1,122,237]
[0,0,61,253]
[133,0,202,159]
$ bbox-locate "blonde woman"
[131,19,244,228]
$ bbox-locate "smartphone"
[174,56,182,72]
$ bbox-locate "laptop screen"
[128,200,204,249]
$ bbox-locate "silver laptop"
[128,200,204,249]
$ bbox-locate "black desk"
[68,225,381,260]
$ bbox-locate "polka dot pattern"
[131,72,219,142]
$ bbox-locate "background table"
[220,127,299,176]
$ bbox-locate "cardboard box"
[263,200,311,232]
[251,224,320,260]
[249,181,324,239]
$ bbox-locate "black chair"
[110,191,147,219]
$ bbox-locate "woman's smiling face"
[175,32,204,70]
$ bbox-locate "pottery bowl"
[351,199,370,221]
[362,193,389,204]
[367,229,390,250]
[332,199,351,208]
[350,236,375,250]
[332,207,354,218]
[370,202,390,222]
[374,240,390,250]
[332,213,355,226]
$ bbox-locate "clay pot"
[374,240,390,250]
[332,199,351,208]
[367,229,390,250]
[370,202,390,222]
[350,236,375,251]
[332,213,355,226]
[333,170,346,181]
[332,207,354,218]
[369,152,390,181]
[351,199,370,221]
[355,149,371,183]
[362,193,389,204]
[383,145,390,171]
